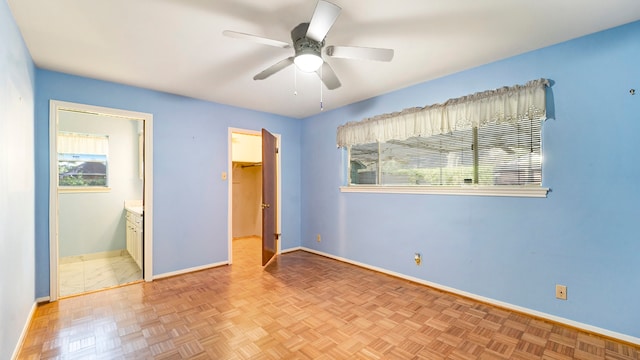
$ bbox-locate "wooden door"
[261,129,277,265]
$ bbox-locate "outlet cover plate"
[555,284,567,300]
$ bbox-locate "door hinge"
[275,147,279,154]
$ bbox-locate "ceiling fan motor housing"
[291,23,324,59]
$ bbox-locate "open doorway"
[232,132,262,267]
[49,100,154,301]
[228,128,281,268]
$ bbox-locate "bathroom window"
[58,132,109,189]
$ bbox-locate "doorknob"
[261,203,270,209]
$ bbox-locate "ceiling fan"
[222,0,394,90]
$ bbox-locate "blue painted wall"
[301,21,640,337]
[0,1,35,358]
[35,71,302,297]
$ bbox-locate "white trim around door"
[49,100,154,301]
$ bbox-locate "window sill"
[58,187,111,194]
[340,185,549,198]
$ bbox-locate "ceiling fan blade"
[223,30,291,48]
[316,62,341,90]
[306,0,341,42]
[253,57,295,80]
[326,45,394,62]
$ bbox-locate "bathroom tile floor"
[59,254,142,297]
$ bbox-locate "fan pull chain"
[320,65,324,111]
[294,67,298,96]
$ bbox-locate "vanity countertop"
[124,200,143,216]
[125,206,144,216]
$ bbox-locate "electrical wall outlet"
[555,284,567,300]
[316,234,321,242]
[414,253,422,266]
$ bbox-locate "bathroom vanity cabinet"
[125,208,143,269]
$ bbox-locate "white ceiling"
[8,0,640,119]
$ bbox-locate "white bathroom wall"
[58,110,143,257]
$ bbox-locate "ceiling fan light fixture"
[294,49,323,72]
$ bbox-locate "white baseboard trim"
[153,261,228,280]
[35,296,50,303]
[11,302,37,360]
[281,246,302,254]
[300,247,640,346]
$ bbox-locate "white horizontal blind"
[350,143,379,184]
[477,117,542,185]
[380,131,473,185]
[349,117,543,186]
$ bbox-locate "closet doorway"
[228,129,281,268]
[49,100,154,301]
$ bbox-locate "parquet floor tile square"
[18,237,640,359]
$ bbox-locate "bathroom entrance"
[49,101,154,301]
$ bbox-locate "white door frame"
[227,128,282,264]
[49,100,154,301]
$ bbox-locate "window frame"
[340,184,548,198]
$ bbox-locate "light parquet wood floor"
[19,237,639,359]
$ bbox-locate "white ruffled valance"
[337,78,549,147]
[58,132,109,155]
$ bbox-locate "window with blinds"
[349,116,543,186]
[58,132,109,187]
